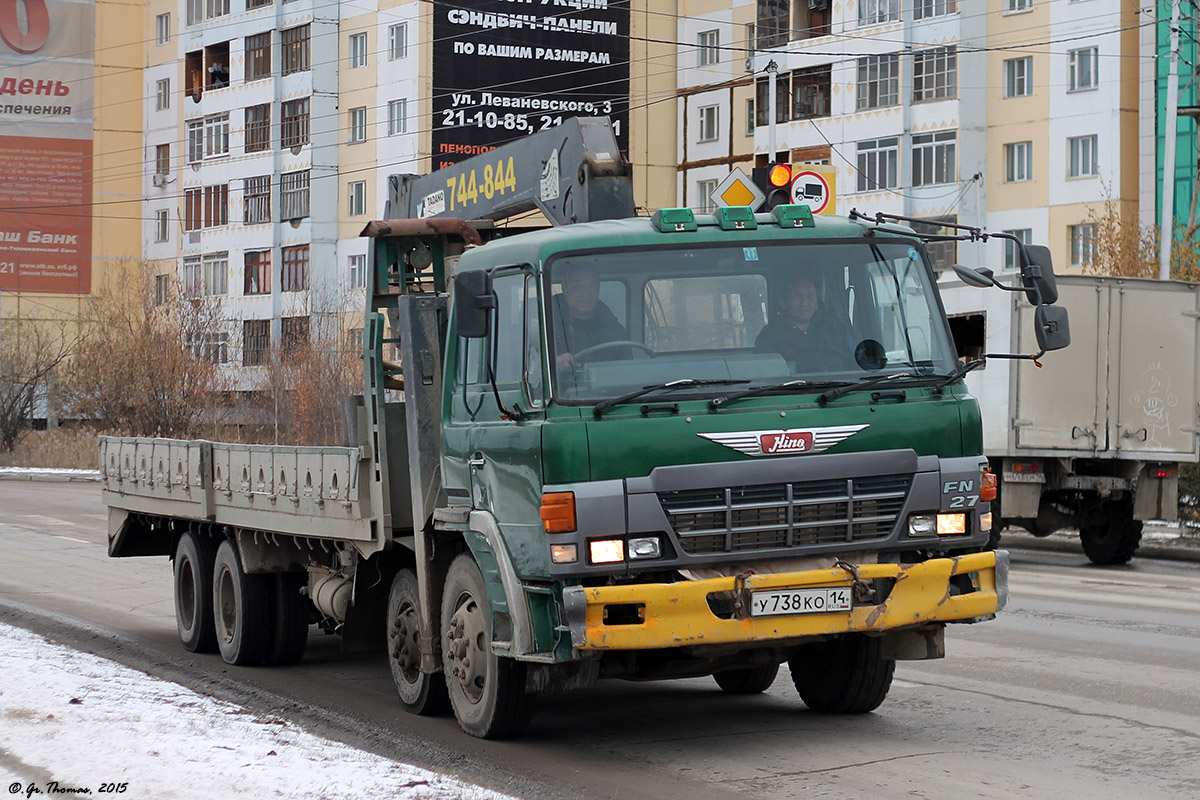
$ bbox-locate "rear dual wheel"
[174,532,218,653]
[714,664,780,694]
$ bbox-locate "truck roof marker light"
[588,539,625,564]
[768,164,792,187]
[980,467,997,502]
[772,204,815,228]
[540,492,576,533]
[651,208,697,233]
[714,206,758,231]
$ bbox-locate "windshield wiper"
[592,378,749,418]
[816,372,915,406]
[707,379,847,411]
[929,358,986,392]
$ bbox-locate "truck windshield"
[547,240,957,404]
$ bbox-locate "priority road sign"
[711,167,765,211]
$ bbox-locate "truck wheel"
[441,554,534,739]
[174,532,218,653]
[265,572,310,666]
[212,539,271,666]
[788,634,895,714]
[714,664,779,694]
[1079,499,1143,565]
[387,568,449,715]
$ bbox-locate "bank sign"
[431,0,630,171]
[0,0,93,295]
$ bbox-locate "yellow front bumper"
[561,551,1007,651]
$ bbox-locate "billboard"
[431,0,630,172]
[0,0,94,294]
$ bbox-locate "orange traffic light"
[767,164,792,188]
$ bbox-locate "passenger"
[755,277,855,371]
[553,266,628,367]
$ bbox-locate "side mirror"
[1021,244,1059,306]
[952,264,995,288]
[1034,304,1070,352]
[453,270,494,339]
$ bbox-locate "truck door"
[1111,280,1200,459]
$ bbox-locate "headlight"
[627,536,662,560]
[588,539,625,564]
[936,513,967,535]
[908,514,936,536]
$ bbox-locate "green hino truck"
[101,118,1068,738]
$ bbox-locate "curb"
[0,468,101,483]
[999,530,1200,564]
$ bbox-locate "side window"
[462,337,483,386]
[493,272,524,383]
[524,274,544,405]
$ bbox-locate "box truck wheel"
[788,634,895,714]
[174,532,218,653]
[387,568,449,715]
[713,663,779,694]
[212,539,271,666]
[1079,498,1143,565]
[441,554,534,739]
[265,572,310,666]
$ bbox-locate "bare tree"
[1083,194,1200,281]
[0,319,73,452]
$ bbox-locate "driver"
[553,266,628,368]
[755,276,854,370]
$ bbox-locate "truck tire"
[387,568,449,716]
[714,664,779,694]
[1079,499,1143,565]
[212,539,271,666]
[788,634,895,714]
[265,572,310,666]
[174,532,218,653]
[441,554,534,739]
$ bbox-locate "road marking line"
[53,535,89,544]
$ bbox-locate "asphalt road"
[2,482,1199,800]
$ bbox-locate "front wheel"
[441,554,534,739]
[788,634,894,714]
[387,568,449,716]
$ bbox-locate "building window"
[388,22,407,60]
[246,0,272,8]
[280,170,310,220]
[154,209,169,243]
[1003,229,1032,270]
[1069,47,1098,91]
[189,333,228,365]
[388,99,407,135]
[859,0,899,27]
[184,188,201,231]
[755,73,789,125]
[348,32,368,68]
[183,255,202,297]
[912,216,958,270]
[348,180,366,217]
[281,317,310,355]
[697,29,719,67]
[203,184,228,228]
[348,254,366,288]
[697,105,719,143]
[202,252,228,296]
[1006,0,1032,11]
[204,113,229,158]
[696,178,718,212]
[155,274,169,305]
[913,46,956,102]
[746,98,755,135]
[186,0,201,26]
[912,130,956,186]
[1003,57,1032,98]
[245,32,271,81]
[1070,223,1095,266]
[244,250,271,295]
[155,78,170,111]
[756,0,789,49]
[155,144,170,176]
[243,175,271,223]
[1005,141,1033,182]
[855,137,899,192]
[243,319,270,366]
[244,104,270,153]
[856,54,900,110]
[282,24,310,75]
[281,97,310,149]
[347,328,364,353]
[1068,134,1098,177]
[282,245,310,292]
[792,65,831,119]
[156,13,170,44]
[186,120,203,163]
[206,0,229,20]
[348,107,367,143]
[914,0,956,19]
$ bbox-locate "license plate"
[1002,472,1045,483]
[750,587,853,617]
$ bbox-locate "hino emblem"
[698,424,869,457]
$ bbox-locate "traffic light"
[751,163,794,210]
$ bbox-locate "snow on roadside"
[0,623,516,800]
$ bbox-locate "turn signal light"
[980,467,997,502]
[768,163,792,187]
[540,492,576,533]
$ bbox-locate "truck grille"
[658,475,911,555]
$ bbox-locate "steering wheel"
[572,340,656,362]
